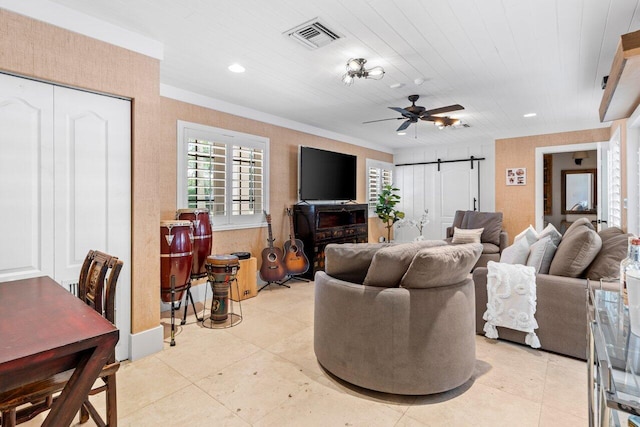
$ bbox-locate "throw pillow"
[538,223,562,247]
[451,227,484,244]
[585,231,632,280]
[500,237,531,265]
[549,224,602,277]
[363,240,447,287]
[464,211,503,246]
[400,243,483,289]
[563,217,594,240]
[526,236,557,274]
[514,225,538,246]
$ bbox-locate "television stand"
[293,203,368,280]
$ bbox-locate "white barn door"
[0,74,131,360]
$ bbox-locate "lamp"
[341,58,385,85]
[433,117,460,129]
[573,151,589,165]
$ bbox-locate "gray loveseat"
[314,240,482,395]
[472,219,630,360]
[445,210,508,270]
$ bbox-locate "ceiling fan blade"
[420,116,437,122]
[388,106,417,118]
[423,104,465,116]
[396,120,412,132]
[362,117,403,124]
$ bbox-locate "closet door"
[53,86,131,360]
[0,74,54,281]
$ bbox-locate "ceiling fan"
[363,95,465,132]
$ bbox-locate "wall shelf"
[600,29,640,122]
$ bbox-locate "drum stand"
[200,277,243,329]
[180,273,206,325]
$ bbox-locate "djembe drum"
[176,208,212,279]
[205,254,240,322]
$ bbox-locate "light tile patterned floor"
[23,280,588,426]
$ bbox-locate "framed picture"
[506,168,526,186]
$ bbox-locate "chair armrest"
[499,231,509,252]
[446,226,454,238]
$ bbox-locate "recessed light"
[397,131,407,136]
[523,113,537,118]
[228,63,246,73]
[389,83,404,89]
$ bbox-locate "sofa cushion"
[549,223,602,277]
[500,237,530,265]
[452,210,467,229]
[400,243,483,289]
[452,227,483,244]
[363,240,447,287]
[526,236,557,274]
[481,242,501,254]
[463,211,503,246]
[585,228,631,280]
[460,210,474,228]
[324,243,389,283]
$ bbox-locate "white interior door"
[53,86,131,360]
[0,74,54,281]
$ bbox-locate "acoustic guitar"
[283,207,310,275]
[259,211,287,283]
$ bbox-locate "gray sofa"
[473,220,630,360]
[314,240,482,395]
[445,210,508,270]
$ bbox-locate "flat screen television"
[299,146,357,201]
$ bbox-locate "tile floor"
[24,279,588,426]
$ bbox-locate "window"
[608,129,622,228]
[177,121,269,230]
[367,159,394,216]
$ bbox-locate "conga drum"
[176,208,212,278]
[205,255,240,322]
[160,220,193,303]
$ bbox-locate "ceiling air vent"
[285,18,342,50]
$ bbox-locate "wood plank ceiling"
[49,0,640,151]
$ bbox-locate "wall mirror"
[561,169,597,214]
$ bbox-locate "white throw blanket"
[483,261,541,348]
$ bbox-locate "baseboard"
[129,325,163,361]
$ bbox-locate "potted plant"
[375,185,405,242]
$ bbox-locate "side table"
[588,283,640,426]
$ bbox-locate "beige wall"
[159,98,392,259]
[495,128,611,242]
[0,10,391,341]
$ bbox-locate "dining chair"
[0,250,123,427]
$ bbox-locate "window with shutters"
[609,129,622,228]
[366,159,394,216]
[177,121,269,230]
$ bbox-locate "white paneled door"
[0,74,54,281]
[0,73,131,360]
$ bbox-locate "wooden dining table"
[0,276,119,427]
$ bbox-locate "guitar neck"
[287,208,296,244]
